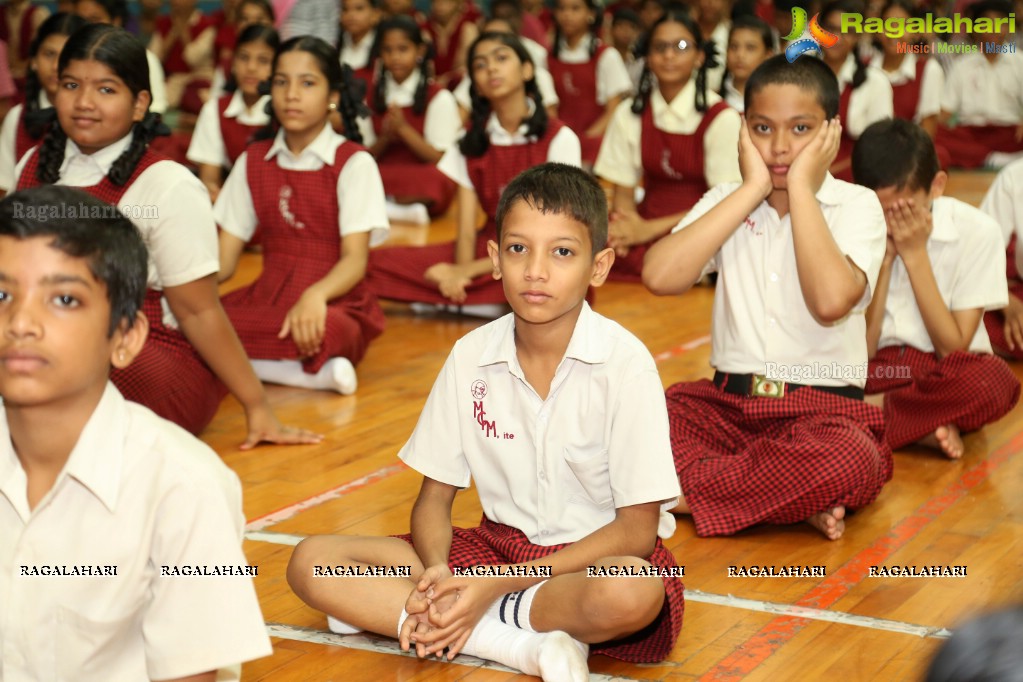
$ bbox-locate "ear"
[589,246,615,287]
[521,57,535,84]
[109,311,149,370]
[929,170,948,200]
[132,90,152,123]
[487,239,502,279]
[329,90,342,111]
[416,43,428,62]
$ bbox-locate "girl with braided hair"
[13,23,318,447]
[594,7,740,281]
[367,31,581,317]
[215,36,389,395]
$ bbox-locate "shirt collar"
[558,33,594,56]
[814,173,845,206]
[223,89,271,118]
[837,54,857,85]
[485,97,538,142]
[38,90,51,108]
[870,50,918,80]
[653,79,697,118]
[478,302,611,370]
[264,121,342,164]
[929,197,959,242]
[62,131,134,176]
[385,69,422,103]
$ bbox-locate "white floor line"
[265,622,641,681]
[685,589,952,639]
[245,530,305,546]
[652,334,712,362]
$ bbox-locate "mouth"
[71,116,100,126]
[0,351,47,373]
[769,165,789,176]
[521,290,550,304]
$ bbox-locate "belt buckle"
[751,374,786,398]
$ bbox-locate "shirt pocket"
[563,446,614,511]
[55,600,144,681]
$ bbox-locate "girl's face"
[56,59,149,155]
[380,29,423,83]
[341,0,379,38]
[878,6,910,55]
[31,34,69,99]
[554,0,594,39]
[470,39,532,102]
[431,0,459,23]
[726,27,770,81]
[232,40,274,97]
[647,21,702,94]
[271,51,339,138]
[75,0,117,25]
[822,10,855,62]
[238,3,273,28]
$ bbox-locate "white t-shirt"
[980,156,1023,277]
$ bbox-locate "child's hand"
[887,198,932,259]
[738,117,772,200]
[424,263,472,304]
[386,105,409,134]
[608,209,643,255]
[883,234,897,265]
[279,291,328,357]
[1003,294,1023,351]
[240,401,323,450]
[788,117,841,194]
[400,564,453,657]
[415,574,506,660]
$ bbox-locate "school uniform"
[594,82,741,280]
[396,302,684,662]
[869,51,944,123]
[422,13,475,86]
[187,90,272,170]
[367,111,581,305]
[666,175,893,537]
[15,135,228,435]
[834,55,894,181]
[363,70,460,216]
[340,28,376,84]
[704,20,729,93]
[865,197,1020,448]
[214,122,388,371]
[981,157,1023,359]
[548,34,633,163]
[0,382,272,681]
[149,10,217,109]
[0,90,49,193]
[720,73,743,112]
[453,65,560,112]
[0,1,45,87]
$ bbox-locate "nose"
[286,81,301,101]
[770,130,790,159]
[74,85,95,110]
[4,297,42,340]
[524,250,548,281]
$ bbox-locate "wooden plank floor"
[201,170,1023,681]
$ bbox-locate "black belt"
[713,371,865,401]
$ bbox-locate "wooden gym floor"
[204,170,1023,682]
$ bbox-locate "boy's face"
[873,173,946,236]
[746,83,828,192]
[0,236,144,411]
[488,201,613,327]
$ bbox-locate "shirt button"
[769,272,779,282]
[539,471,546,480]
[769,318,777,326]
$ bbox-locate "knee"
[587,557,665,632]
[287,535,333,601]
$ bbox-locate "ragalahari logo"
[784,7,839,62]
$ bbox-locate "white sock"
[486,582,543,631]
[386,200,430,225]
[326,615,361,634]
[396,608,409,638]
[250,358,357,394]
[461,615,589,682]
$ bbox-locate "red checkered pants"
[983,283,1023,361]
[666,379,892,537]
[866,346,1020,449]
[396,517,683,663]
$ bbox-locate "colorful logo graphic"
[784,7,839,62]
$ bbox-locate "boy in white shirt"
[980,156,1023,360]
[288,163,684,681]
[853,118,1020,458]
[0,185,272,681]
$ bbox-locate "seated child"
[287,163,684,680]
[720,14,773,113]
[422,0,478,89]
[339,0,379,85]
[147,0,216,110]
[853,119,1020,458]
[980,157,1023,360]
[0,185,271,681]
[643,54,893,540]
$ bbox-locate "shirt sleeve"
[147,50,169,115]
[703,107,741,187]
[423,89,462,152]
[949,205,1009,311]
[672,183,740,276]
[593,99,641,187]
[846,69,894,139]
[0,104,21,192]
[453,77,471,110]
[547,126,582,166]
[536,67,560,107]
[337,150,389,245]
[186,98,228,167]
[595,47,633,104]
[917,58,945,121]
[827,185,887,311]
[438,143,472,189]
[980,161,1022,247]
[940,60,963,114]
[213,152,259,242]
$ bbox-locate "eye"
[272,77,287,87]
[303,79,315,87]
[52,294,79,308]
[61,81,77,90]
[752,123,770,134]
[554,247,573,257]
[99,86,115,95]
[0,291,9,303]
[507,243,526,253]
[793,124,810,134]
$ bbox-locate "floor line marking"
[653,334,712,363]
[245,530,305,546]
[698,431,1023,682]
[245,463,409,531]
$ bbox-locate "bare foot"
[670,492,690,514]
[806,506,846,540]
[919,424,964,459]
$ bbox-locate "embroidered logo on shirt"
[473,400,499,438]
[561,72,580,96]
[660,149,684,181]
[743,215,762,235]
[278,185,306,229]
[471,379,488,399]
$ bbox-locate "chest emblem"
[278,185,306,230]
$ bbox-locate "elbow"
[810,287,862,324]
[641,249,691,296]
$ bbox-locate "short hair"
[926,607,1023,682]
[611,7,641,26]
[495,163,608,256]
[0,186,148,336]
[969,0,1012,19]
[744,54,840,119]
[852,118,939,192]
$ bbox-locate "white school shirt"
[980,156,1023,277]
[398,303,681,545]
[594,81,742,190]
[359,70,461,151]
[146,49,168,115]
[14,134,219,329]
[0,384,272,682]
[721,73,743,112]
[878,197,1007,354]
[941,51,1023,126]
[705,20,730,93]
[674,175,887,387]
[837,55,894,139]
[186,90,272,169]
[214,121,390,246]
[340,28,376,71]
[869,51,945,122]
[552,34,633,104]
[522,35,549,71]
[0,91,49,192]
[454,66,561,111]
[437,106,582,189]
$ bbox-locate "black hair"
[37,24,167,187]
[371,16,430,115]
[24,13,88,139]
[256,35,368,144]
[495,162,608,256]
[461,32,546,158]
[0,185,147,335]
[611,7,641,27]
[719,14,773,98]
[224,23,279,93]
[852,118,939,192]
[744,53,840,119]
[633,7,716,114]
[552,0,602,59]
[490,0,524,26]
[73,0,129,25]
[925,607,1023,682]
[969,0,1013,20]
[240,0,275,22]
[821,0,868,89]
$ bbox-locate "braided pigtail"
[412,43,431,116]
[631,60,653,114]
[35,122,68,184]
[108,112,171,186]
[850,53,868,89]
[460,79,491,157]
[695,39,719,113]
[253,78,278,141]
[523,74,548,140]
[372,65,388,114]
[339,62,369,145]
